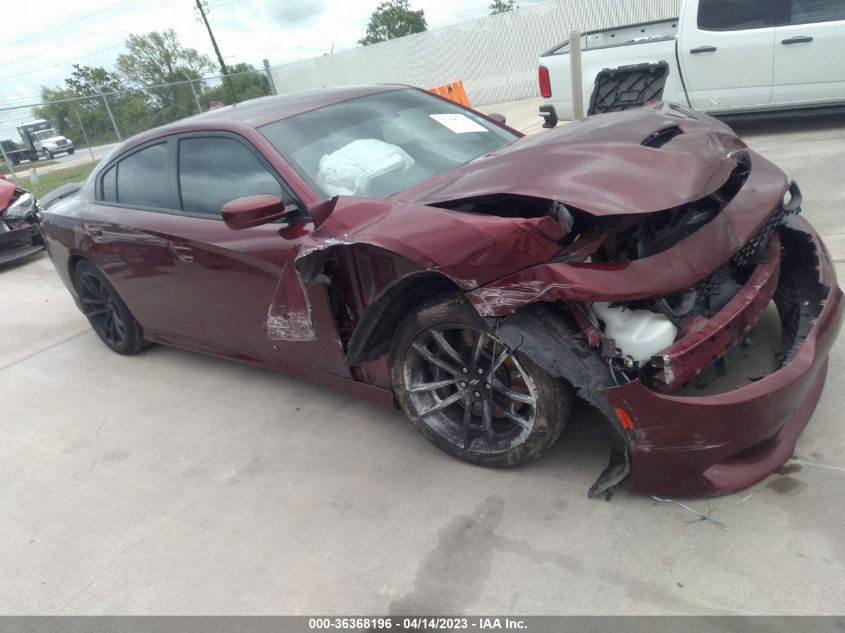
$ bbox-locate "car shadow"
[719,109,845,138]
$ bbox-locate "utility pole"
[194,0,234,102]
[195,0,227,75]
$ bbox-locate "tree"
[358,0,427,46]
[490,0,517,14]
[201,63,270,107]
[116,29,215,119]
[33,65,152,146]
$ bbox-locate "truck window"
[789,0,845,24]
[698,0,768,30]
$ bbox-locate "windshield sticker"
[429,113,488,134]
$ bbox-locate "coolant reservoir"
[590,303,677,364]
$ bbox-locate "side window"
[790,0,845,24]
[101,165,117,203]
[116,143,170,209]
[698,0,769,30]
[178,137,283,217]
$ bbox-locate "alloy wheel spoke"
[488,350,510,377]
[490,377,534,404]
[462,396,473,449]
[411,342,461,376]
[430,330,468,368]
[418,390,465,418]
[409,378,458,394]
[471,331,486,365]
[497,405,532,431]
[481,397,494,444]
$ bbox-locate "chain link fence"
[270,0,681,107]
[0,67,273,186]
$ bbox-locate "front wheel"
[390,294,573,467]
[73,261,144,355]
[42,149,52,160]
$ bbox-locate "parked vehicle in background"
[0,179,43,265]
[2,120,75,164]
[538,0,845,125]
[39,87,843,498]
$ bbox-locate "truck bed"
[542,18,679,56]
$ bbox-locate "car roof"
[115,84,408,156]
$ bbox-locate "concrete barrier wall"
[269,0,681,106]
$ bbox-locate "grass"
[15,163,97,199]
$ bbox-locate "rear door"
[85,139,207,340]
[679,0,776,110]
[167,132,350,375]
[771,0,845,106]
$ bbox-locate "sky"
[0,0,517,110]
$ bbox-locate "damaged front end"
[0,185,44,265]
[288,102,841,498]
[462,143,842,497]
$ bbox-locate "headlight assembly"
[4,192,35,220]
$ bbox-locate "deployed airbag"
[317,139,415,196]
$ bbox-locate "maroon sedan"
[39,86,843,497]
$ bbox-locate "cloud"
[263,0,328,27]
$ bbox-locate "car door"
[771,0,845,106]
[85,139,207,340]
[678,0,776,110]
[166,132,351,375]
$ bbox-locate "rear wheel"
[73,261,144,355]
[391,294,573,467]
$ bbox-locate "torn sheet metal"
[468,151,788,317]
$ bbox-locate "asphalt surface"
[1,100,844,615]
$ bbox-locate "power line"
[0,42,127,81]
[6,0,133,46]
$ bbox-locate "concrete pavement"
[1,102,844,615]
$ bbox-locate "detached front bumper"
[0,220,44,265]
[604,216,843,497]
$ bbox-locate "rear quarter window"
[114,143,170,209]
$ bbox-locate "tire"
[73,260,145,355]
[68,148,75,155]
[42,149,51,160]
[390,293,573,467]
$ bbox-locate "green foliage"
[116,29,215,120]
[31,32,272,148]
[31,65,150,148]
[359,0,427,46]
[201,63,270,107]
[490,0,516,14]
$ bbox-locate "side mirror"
[222,194,287,230]
[487,112,507,125]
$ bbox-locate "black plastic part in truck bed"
[588,62,670,115]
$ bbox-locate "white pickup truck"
[538,0,845,126]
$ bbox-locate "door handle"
[690,45,717,54]
[172,245,195,263]
[781,36,813,45]
[89,227,103,237]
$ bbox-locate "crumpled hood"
[403,102,748,216]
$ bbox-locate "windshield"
[34,129,60,140]
[259,88,518,199]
